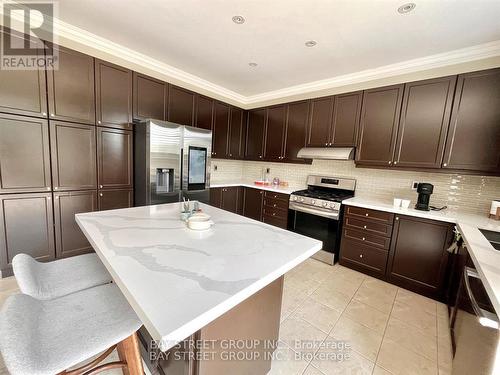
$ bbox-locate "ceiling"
[53,0,500,105]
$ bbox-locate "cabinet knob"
[394,161,398,165]
[214,152,217,156]
[396,217,399,221]
[50,113,55,117]
[54,186,58,190]
[388,161,392,165]
[365,213,369,217]
[99,185,103,189]
[359,254,363,258]
[325,143,328,146]
[229,154,232,157]
[443,163,448,167]
[42,112,47,116]
[259,155,262,159]
[363,225,367,229]
[260,191,263,194]
[273,204,277,207]
[98,120,102,125]
[329,143,332,146]
[99,193,103,197]
[362,237,366,241]
[46,187,51,191]
[272,213,276,216]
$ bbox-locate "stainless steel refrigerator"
[134,119,212,206]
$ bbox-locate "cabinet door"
[243,188,263,221]
[54,190,97,258]
[0,114,51,193]
[0,193,55,273]
[332,92,362,146]
[133,72,166,121]
[228,107,244,159]
[212,102,230,158]
[95,60,133,130]
[442,69,500,173]
[387,215,453,298]
[98,189,133,211]
[394,77,456,168]
[97,127,133,189]
[195,95,214,130]
[245,109,266,160]
[221,187,240,213]
[47,46,95,124]
[0,28,47,118]
[284,101,309,162]
[307,97,333,147]
[50,121,97,191]
[167,85,195,126]
[356,85,404,166]
[265,105,286,161]
[210,187,222,208]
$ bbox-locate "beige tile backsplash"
[211,159,500,215]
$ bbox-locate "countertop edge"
[210,182,296,195]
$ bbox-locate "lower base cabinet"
[98,189,134,210]
[54,190,98,258]
[209,186,243,214]
[243,187,264,221]
[0,193,55,276]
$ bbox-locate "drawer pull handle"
[272,213,276,216]
[365,213,369,217]
[362,237,365,241]
[363,225,367,229]
[273,204,277,207]
[359,254,363,258]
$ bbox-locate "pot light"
[305,40,317,47]
[397,3,416,14]
[232,15,245,24]
[248,62,258,67]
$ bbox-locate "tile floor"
[0,258,453,375]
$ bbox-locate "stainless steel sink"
[479,229,500,250]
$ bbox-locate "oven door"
[288,202,340,265]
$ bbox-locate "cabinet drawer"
[264,191,289,202]
[263,206,288,220]
[340,237,388,275]
[263,196,289,211]
[262,214,287,229]
[345,206,394,224]
[344,216,393,237]
[343,228,391,250]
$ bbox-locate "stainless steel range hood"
[297,147,355,160]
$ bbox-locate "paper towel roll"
[491,200,500,215]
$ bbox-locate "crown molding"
[2,4,500,109]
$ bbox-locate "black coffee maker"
[415,183,434,211]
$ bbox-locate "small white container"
[401,199,411,209]
[187,213,214,231]
[393,198,402,207]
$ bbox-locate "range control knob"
[293,196,298,201]
[322,202,328,207]
[311,199,316,204]
[300,197,305,203]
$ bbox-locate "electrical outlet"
[412,181,419,190]
[214,165,218,171]
[266,167,270,173]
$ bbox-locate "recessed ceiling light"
[232,15,245,24]
[305,40,317,47]
[248,62,258,67]
[397,3,416,14]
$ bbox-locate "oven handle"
[463,266,499,329]
[289,202,339,220]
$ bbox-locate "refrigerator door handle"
[179,147,184,191]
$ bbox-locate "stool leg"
[117,332,144,375]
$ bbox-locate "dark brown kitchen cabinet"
[442,69,500,173]
[394,77,456,168]
[97,127,133,190]
[228,108,245,159]
[356,84,404,166]
[133,72,167,121]
[47,46,95,124]
[0,28,47,118]
[95,60,133,130]
[387,215,454,298]
[245,109,266,160]
[331,92,362,146]
[243,187,264,221]
[210,187,222,208]
[284,101,309,162]
[98,189,133,211]
[195,95,214,130]
[0,193,55,275]
[307,97,333,147]
[0,114,51,193]
[221,186,242,214]
[167,85,195,126]
[265,105,286,161]
[53,190,97,258]
[50,121,97,191]
[212,102,230,158]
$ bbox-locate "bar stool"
[0,283,143,375]
[12,253,112,300]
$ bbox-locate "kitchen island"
[76,202,321,374]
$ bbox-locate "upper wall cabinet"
[442,69,500,173]
[331,92,362,147]
[195,95,214,130]
[0,114,51,193]
[228,107,245,159]
[284,101,309,162]
[307,97,333,147]
[47,46,95,124]
[97,127,133,190]
[212,102,230,158]
[0,29,47,118]
[264,105,286,161]
[133,72,167,121]
[167,85,195,126]
[95,60,133,130]
[356,85,404,166]
[394,77,456,169]
[245,109,267,160]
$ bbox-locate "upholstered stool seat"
[0,283,143,375]
[12,253,112,300]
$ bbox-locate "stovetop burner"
[292,189,354,202]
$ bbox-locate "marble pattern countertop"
[210,180,300,195]
[342,196,500,315]
[75,202,322,351]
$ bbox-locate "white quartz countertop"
[210,181,298,195]
[76,202,321,351]
[343,196,500,314]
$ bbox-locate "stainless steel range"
[288,175,356,265]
